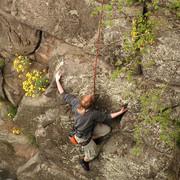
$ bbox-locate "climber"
[55,70,128,171]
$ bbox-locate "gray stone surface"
[0,9,39,58]
[10,0,99,46]
[142,30,180,86]
[0,1,179,180]
[14,42,180,179]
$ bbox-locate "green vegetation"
[133,88,180,155]
[91,0,180,159]
[18,129,39,148]
[27,133,39,148]
[8,104,17,121]
[14,55,49,97]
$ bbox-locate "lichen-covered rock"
[84,3,143,75]
[17,152,77,180]
[14,94,63,133]
[142,31,180,86]
[99,132,171,180]
[13,42,180,179]
[141,7,180,86]
[0,1,179,180]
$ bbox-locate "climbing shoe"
[80,159,90,171]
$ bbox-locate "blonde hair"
[77,95,93,115]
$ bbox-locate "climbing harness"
[68,131,78,144]
[93,0,104,105]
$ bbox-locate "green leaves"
[8,104,17,121]
[105,4,113,11]
[131,86,180,155]
[91,0,180,153]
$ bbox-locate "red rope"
[93,0,104,104]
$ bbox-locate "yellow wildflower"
[32,77,37,81]
[13,129,20,135]
[43,69,46,72]
[18,64,22,69]
[18,55,22,59]
[145,30,149,34]
[14,60,19,68]
[132,20,136,25]
[26,72,30,77]
[30,85,34,90]
[148,20,151,25]
[18,74,22,78]
[133,32,138,36]
[149,39,154,44]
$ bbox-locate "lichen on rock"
[0,0,179,179]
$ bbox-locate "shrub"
[23,70,48,97]
[14,54,31,73]
[14,55,49,97]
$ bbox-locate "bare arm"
[55,70,64,94]
[110,107,128,119]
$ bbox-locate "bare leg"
[84,156,90,162]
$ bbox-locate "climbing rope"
[93,0,104,104]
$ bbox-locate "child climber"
[55,70,127,171]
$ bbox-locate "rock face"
[0,9,40,58]
[0,101,38,180]
[142,10,180,86]
[0,0,180,180]
[10,0,99,46]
